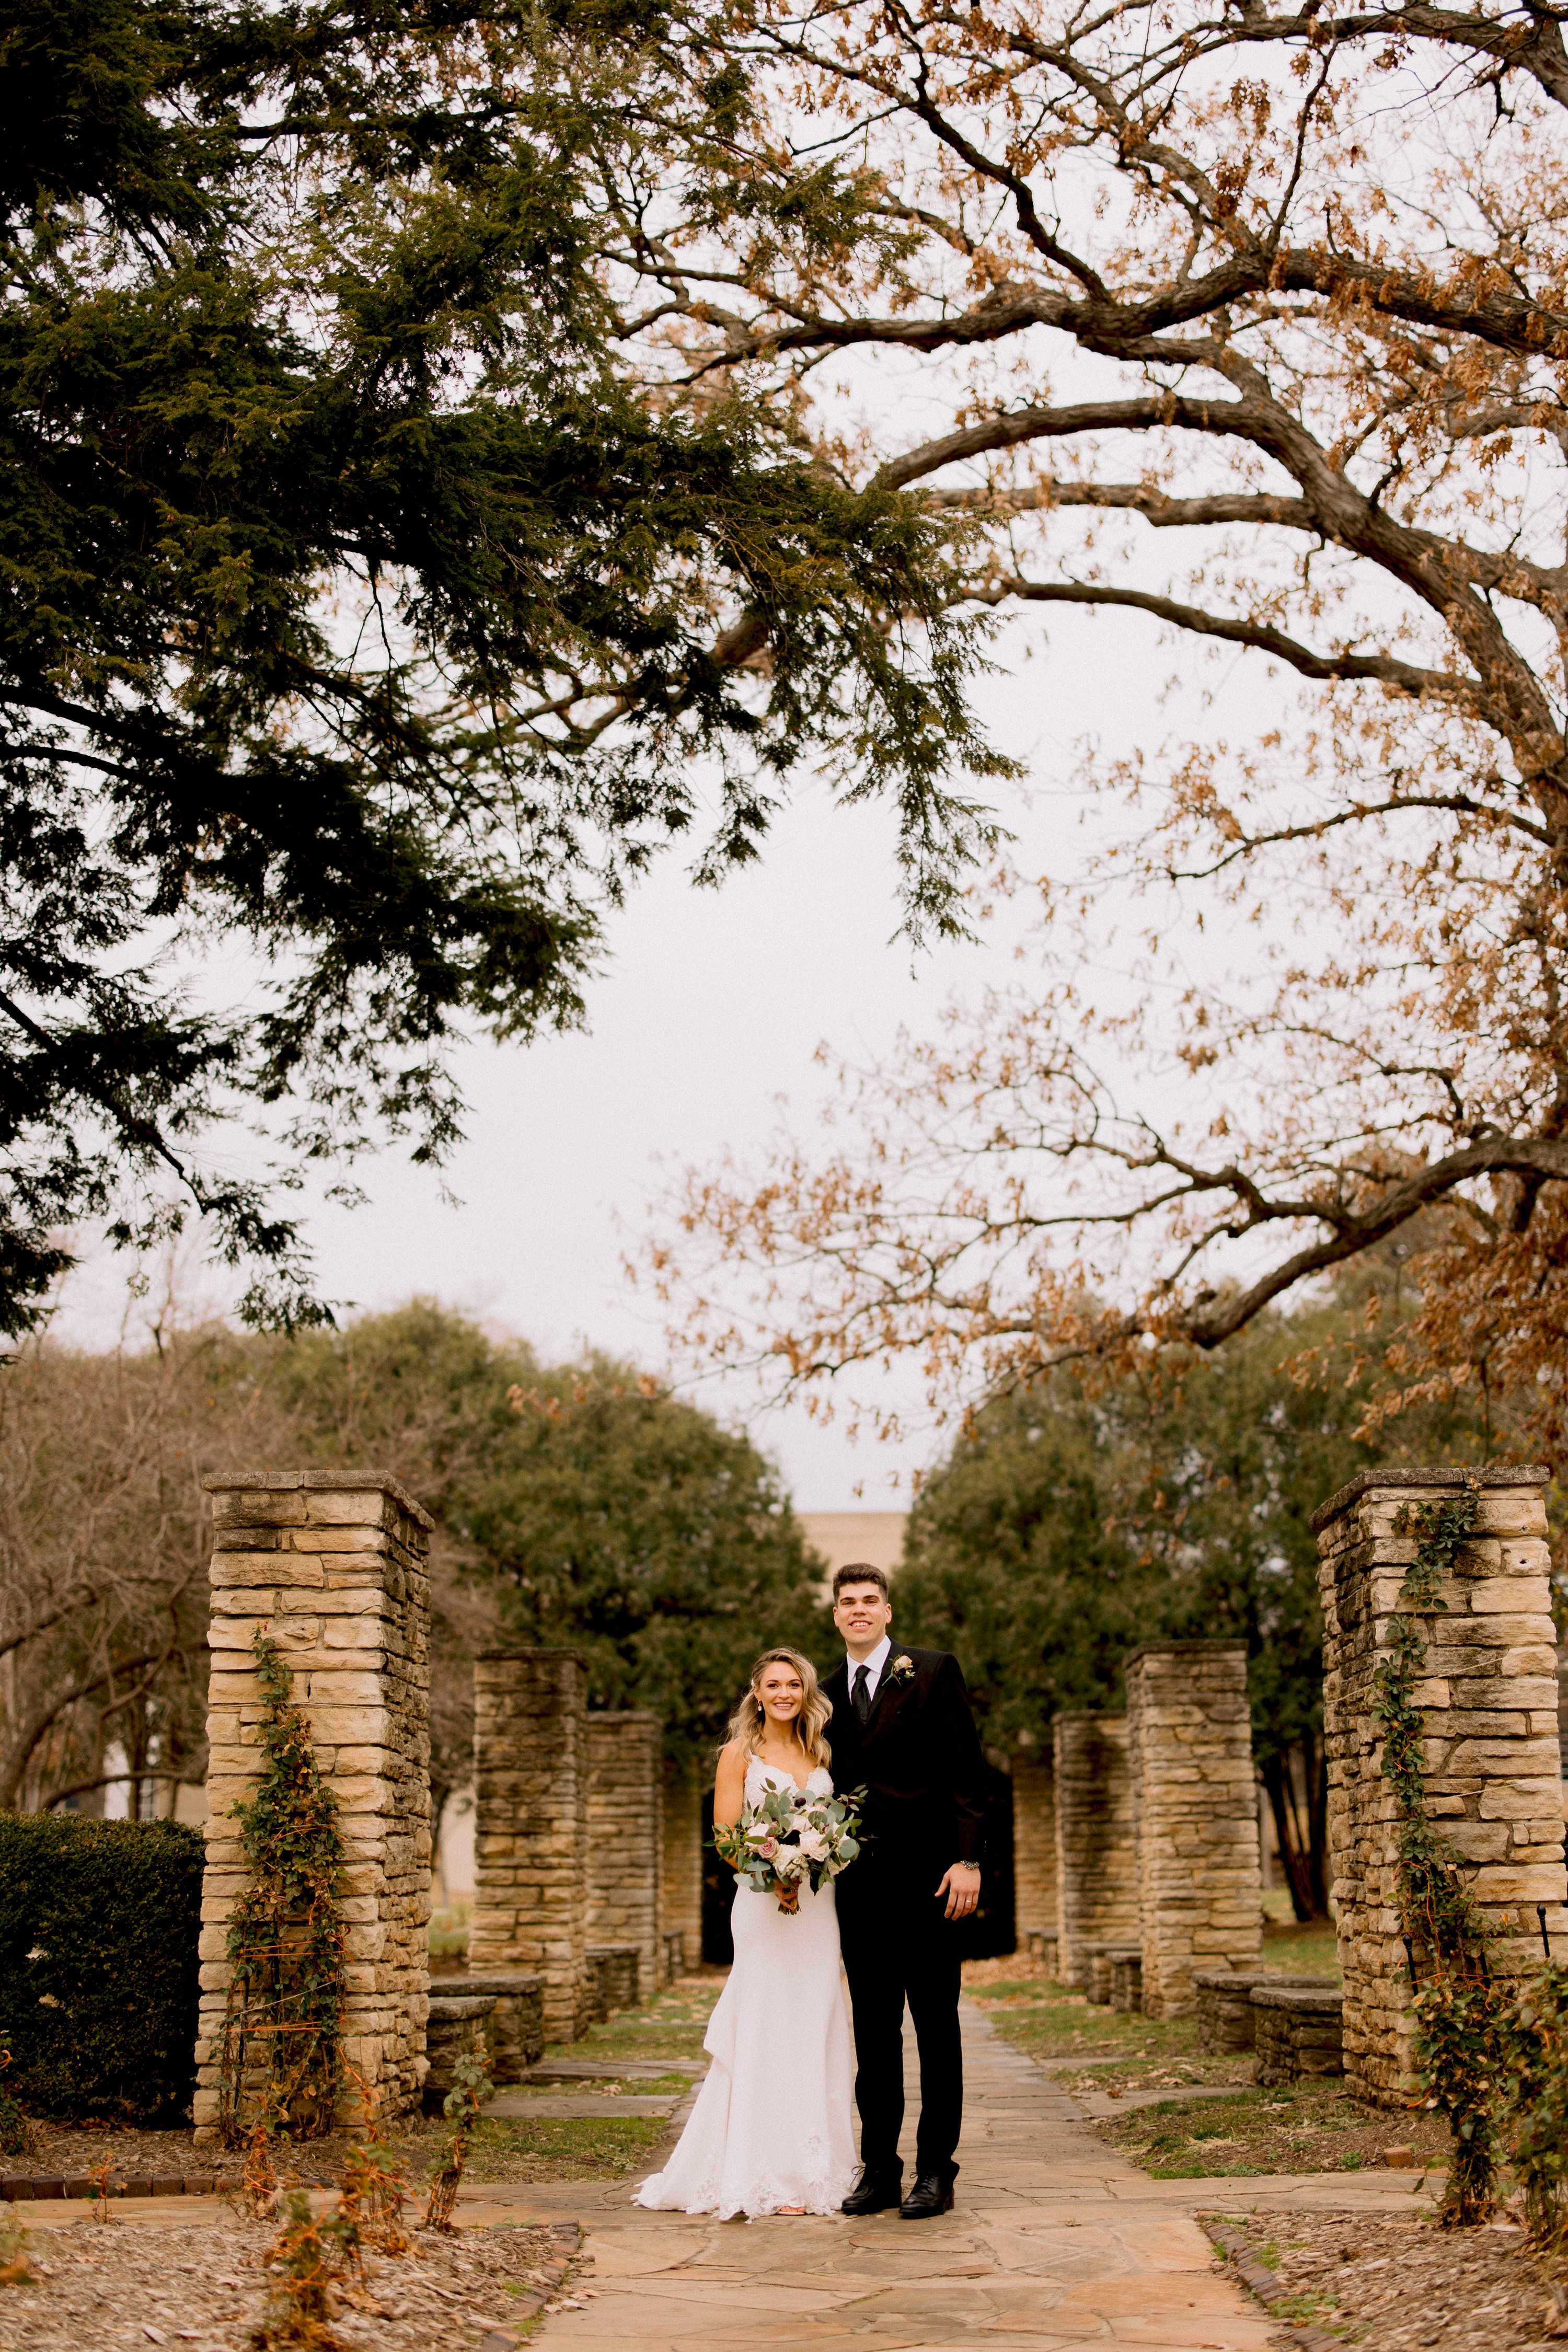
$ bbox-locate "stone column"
[1053,1714,1138,1990]
[661,1754,705,1975]
[193,1471,433,2138]
[586,1712,663,2002]
[1012,1748,1059,1953]
[1315,1464,1568,2107]
[1125,1641,1262,2017]
[471,1649,593,2044]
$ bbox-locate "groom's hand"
[936,1862,981,1920]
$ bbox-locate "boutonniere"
[886,1654,916,1687]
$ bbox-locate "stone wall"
[661,1756,705,1975]
[586,1712,663,2002]
[471,1648,594,2044]
[1011,1750,1058,1950]
[1053,1714,1138,1990]
[1315,1465,1568,2106]
[1125,1641,1262,2017]
[193,1471,433,2137]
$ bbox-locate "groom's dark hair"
[832,1562,890,1601]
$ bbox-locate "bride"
[632,1647,857,2220]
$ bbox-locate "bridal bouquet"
[713,1781,867,1914]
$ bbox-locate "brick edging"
[0,2170,244,2200]
[1202,2218,1341,2352]
[477,2220,581,2351]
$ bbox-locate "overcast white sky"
[52,590,1286,1510]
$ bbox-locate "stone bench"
[1194,1970,1330,2055]
[1025,1929,1060,1978]
[589,1943,640,2020]
[1087,1944,1141,2006]
[1111,1952,1143,2014]
[424,1994,496,2111]
[1251,1985,1344,2086]
[452,1971,546,2082]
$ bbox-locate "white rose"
[797,1827,827,1861]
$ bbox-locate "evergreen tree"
[2,0,1006,1338]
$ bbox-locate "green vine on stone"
[1375,1480,1503,2222]
[219,1632,348,2146]
[1498,1965,1568,2250]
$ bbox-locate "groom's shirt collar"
[844,1632,893,1689]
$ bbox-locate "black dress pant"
[836,1858,962,2183]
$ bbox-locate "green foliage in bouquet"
[713,1783,865,1916]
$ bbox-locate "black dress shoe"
[841,2170,903,2215]
[899,2173,954,2219]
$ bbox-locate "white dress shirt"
[845,1632,892,1709]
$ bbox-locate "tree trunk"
[1260,1748,1317,1923]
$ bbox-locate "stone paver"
[489,1998,1436,2352]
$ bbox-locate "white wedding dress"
[632,1759,858,2219]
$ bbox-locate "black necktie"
[853,1663,871,1722]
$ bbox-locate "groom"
[823,1564,987,2219]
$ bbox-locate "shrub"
[0,1814,203,2125]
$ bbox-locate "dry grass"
[1213,2209,1568,2350]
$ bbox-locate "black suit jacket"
[822,1645,988,1878]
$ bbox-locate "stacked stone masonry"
[1087,1944,1139,2007]
[1011,1753,1059,1950]
[471,1649,594,2045]
[589,1944,640,2017]
[193,1471,434,2137]
[661,1757,705,1975]
[1313,1465,1568,2107]
[424,1995,493,2111]
[457,1971,546,2082]
[1111,1954,1143,2014]
[1195,1970,1325,2056]
[1053,1714,1138,1991]
[1251,1986,1344,2086]
[1125,1641,1263,2017]
[586,1713,663,2000]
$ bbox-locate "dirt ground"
[23,2106,668,2191]
[0,2209,576,2351]
[1100,2079,1453,2178]
[1214,2208,1568,2351]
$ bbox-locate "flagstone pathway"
[500,1997,1437,2352]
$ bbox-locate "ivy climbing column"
[471,1648,594,2042]
[1315,1465,1568,2108]
[1126,1641,1262,2017]
[193,1471,434,2139]
[1053,1713,1138,1991]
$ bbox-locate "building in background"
[798,1512,906,1589]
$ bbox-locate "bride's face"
[755,1663,804,1727]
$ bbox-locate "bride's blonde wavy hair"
[724,1647,833,1769]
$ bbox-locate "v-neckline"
[755,1755,815,1795]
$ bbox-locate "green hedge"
[0,1815,204,2125]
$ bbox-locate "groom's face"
[833,1579,893,1654]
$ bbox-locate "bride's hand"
[936,1862,981,1920]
